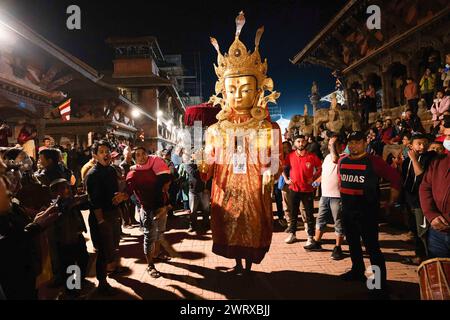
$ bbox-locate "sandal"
[146,266,161,278]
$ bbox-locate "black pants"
[89,211,121,285]
[288,191,315,237]
[362,101,371,126]
[342,207,387,288]
[404,192,428,258]
[421,92,434,109]
[407,99,419,114]
[56,234,89,289]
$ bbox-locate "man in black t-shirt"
[86,140,128,296]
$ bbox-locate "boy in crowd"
[401,134,436,264]
[428,141,445,155]
[50,178,89,299]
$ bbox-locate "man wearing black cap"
[338,131,401,298]
[49,178,89,299]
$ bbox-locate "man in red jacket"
[419,121,450,258]
[283,135,322,246]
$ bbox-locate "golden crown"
[210,11,275,94]
[208,11,280,121]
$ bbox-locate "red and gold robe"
[201,117,282,263]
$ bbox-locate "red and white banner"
[58,99,71,121]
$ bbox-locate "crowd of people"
[0,128,214,299]
[0,109,449,299]
[276,110,450,296]
[346,52,450,126]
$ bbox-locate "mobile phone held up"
[51,196,63,216]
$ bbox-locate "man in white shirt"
[304,134,345,260]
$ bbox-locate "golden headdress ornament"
[209,11,280,121]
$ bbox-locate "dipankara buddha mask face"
[209,11,280,122]
[224,76,258,113]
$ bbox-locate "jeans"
[288,191,315,237]
[315,197,344,236]
[141,207,167,255]
[342,206,387,288]
[274,185,284,220]
[189,190,210,226]
[427,228,450,258]
[282,187,291,222]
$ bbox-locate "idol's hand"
[198,160,209,174]
[262,169,273,186]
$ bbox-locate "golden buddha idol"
[200,11,283,272]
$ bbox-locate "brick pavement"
[40,208,420,300]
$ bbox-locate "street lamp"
[156,110,163,118]
[131,109,140,118]
[0,21,16,45]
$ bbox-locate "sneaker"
[304,241,322,251]
[331,246,344,260]
[339,270,366,283]
[285,233,297,244]
[304,236,315,247]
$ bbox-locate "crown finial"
[235,11,245,38]
[210,37,220,53]
[255,26,264,48]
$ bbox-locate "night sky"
[2,0,347,119]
